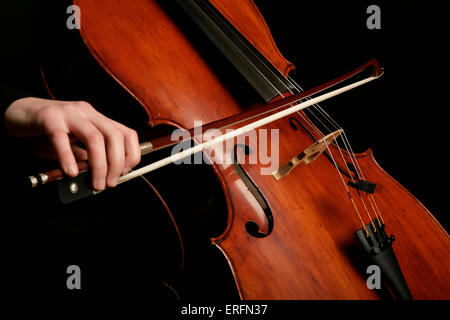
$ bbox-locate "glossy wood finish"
[211,114,450,299]
[76,0,450,299]
[76,0,249,129]
[209,0,295,77]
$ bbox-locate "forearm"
[0,84,35,134]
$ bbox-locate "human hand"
[4,97,141,190]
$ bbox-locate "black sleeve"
[0,85,30,108]
[0,0,50,135]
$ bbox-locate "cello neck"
[175,0,296,102]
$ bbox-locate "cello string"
[287,77,383,226]
[187,0,289,99]
[298,108,378,229]
[264,86,372,231]
[286,77,364,179]
[291,99,375,231]
[253,61,376,230]
[116,76,378,185]
[293,111,369,234]
[191,0,364,179]
[185,0,363,195]
[293,84,366,180]
[162,1,372,231]
[286,78,381,226]
[189,0,342,152]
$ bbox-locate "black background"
[1,1,447,229]
[256,1,448,231]
[0,0,448,308]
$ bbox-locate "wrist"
[4,97,50,138]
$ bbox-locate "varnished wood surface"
[212,113,450,299]
[76,0,293,129]
[209,0,294,76]
[75,0,450,299]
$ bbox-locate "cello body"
[74,0,450,299]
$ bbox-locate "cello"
[31,0,449,299]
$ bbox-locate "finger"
[85,113,125,188]
[67,114,107,190]
[111,121,140,174]
[49,130,78,177]
[34,106,78,176]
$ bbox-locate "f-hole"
[232,144,273,238]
